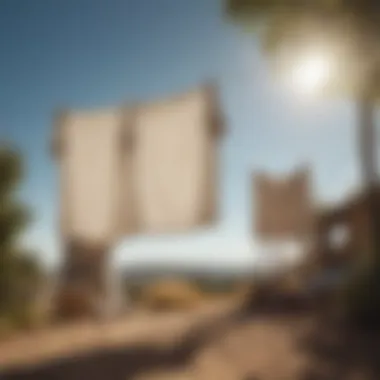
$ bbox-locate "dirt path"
[0,302,236,376]
[2,304,380,380]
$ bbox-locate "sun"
[290,53,332,95]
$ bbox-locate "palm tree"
[226,0,380,323]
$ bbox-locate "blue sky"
[0,0,360,270]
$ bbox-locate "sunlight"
[290,53,332,95]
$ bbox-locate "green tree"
[0,143,42,324]
[226,0,380,324]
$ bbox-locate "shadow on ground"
[3,303,380,380]
[298,316,380,380]
[239,298,380,380]
[0,312,236,380]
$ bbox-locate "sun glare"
[290,53,332,95]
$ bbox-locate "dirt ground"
[1,302,380,380]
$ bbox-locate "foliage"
[226,0,380,29]
[0,143,43,327]
[225,0,380,98]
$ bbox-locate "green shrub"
[0,145,44,327]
